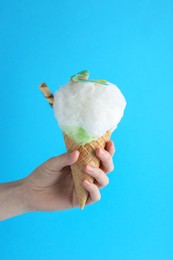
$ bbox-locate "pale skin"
[0,141,115,221]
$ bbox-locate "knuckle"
[107,166,114,173]
[90,184,101,202]
[105,176,109,186]
[111,164,115,172]
[112,148,116,155]
[105,152,111,160]
[112,141,115,149]
[105,164,114,174]
[96,193,101,202]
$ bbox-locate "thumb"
[46,151,80,170]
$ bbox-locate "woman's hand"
[24,140,115,211]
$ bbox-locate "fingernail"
[71,151,79,156]
[75,150,80,156]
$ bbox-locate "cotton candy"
[53,80,126,144]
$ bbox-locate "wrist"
[19,178,34,213]
[0,179,32,221]
[16,179,32,214]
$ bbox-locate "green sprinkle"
[71,70,108,86]
[71,70,89,82]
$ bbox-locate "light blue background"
[0,0,173,259]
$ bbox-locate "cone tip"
[80,204,85,210]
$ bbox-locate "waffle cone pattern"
[63,131,111,209]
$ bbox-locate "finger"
[105,140,115,157]
[83,180,101,202]
[84,165,109,188]
[46,151,80,170]
[96,148,114,174]
[57,151,80,168]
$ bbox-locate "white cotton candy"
[53,81,126,137]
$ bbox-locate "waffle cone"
[63,131,111,209]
